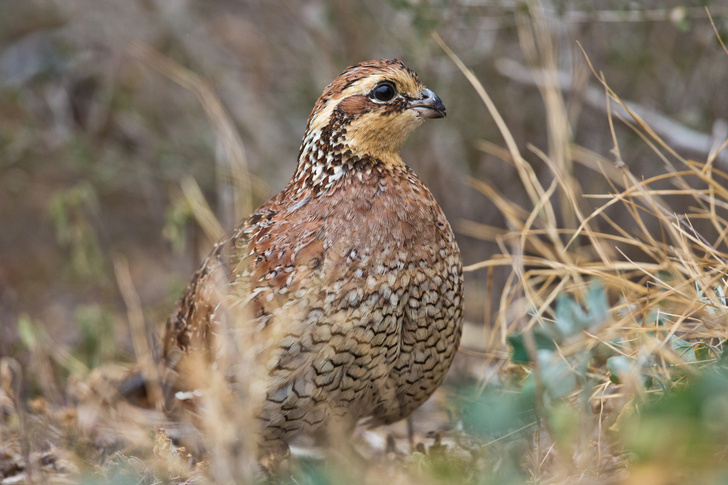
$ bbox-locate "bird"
[161,59,463,455]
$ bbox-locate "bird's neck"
[287,125,405,198]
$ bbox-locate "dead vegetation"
[2,1,728,484]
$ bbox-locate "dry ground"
[2,1,728,483]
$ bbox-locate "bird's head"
[300,59,445,169]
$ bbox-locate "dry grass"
[444,6,728,482]
[2,3,728,485]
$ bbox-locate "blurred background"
[1,0,727,373]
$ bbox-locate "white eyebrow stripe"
[337,71,424,101]
[339,75,388,97]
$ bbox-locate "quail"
[163,59,463,452]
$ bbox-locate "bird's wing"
[162,193,328,368]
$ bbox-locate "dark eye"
[371,81,396,102]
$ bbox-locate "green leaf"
[585,280,609,324]
[620,367,728,464]
[607,355,631,384]
[554,280,609,337]
[671,337,697,363]
[75,304,116,368]
[695,342,714,362]
[538,350,577,401]
[163,198,193,254]
[460,384,537,438]
[507,328,557,363]
[695,281,727,312]
[715,281,727,307]
[669,7,690,33]
[554,293,588,336]
[548,401,580,452]
[16,314,38,350]
[47,182,106,279]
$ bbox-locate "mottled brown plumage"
[163,59,463,451]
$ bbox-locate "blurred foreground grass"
[2,2,728,484]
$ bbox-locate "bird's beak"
[408,88,446,119]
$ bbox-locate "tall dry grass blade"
[517,1,578,234]
[706,7,728,57]
[128,41,253,229]
[707,138,728,168]
[529,143,611,271]
[180,175,226,243]
[580,44,716,182]
[456,219,508,242]
[433,32,556,238]
[467,177,559,262]
[114,256,163,407]
[474,139,516,165]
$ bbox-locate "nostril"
[408,88,446,118]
